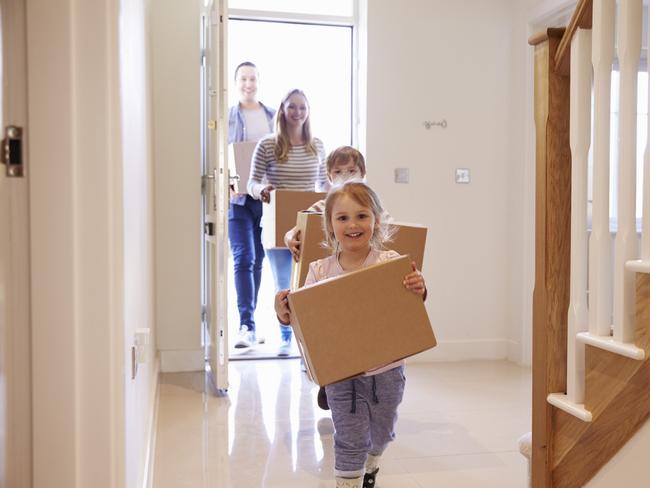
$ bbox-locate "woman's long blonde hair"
[274,88,317,162]
[322,181,394,252]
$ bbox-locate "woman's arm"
[247,138,272,199]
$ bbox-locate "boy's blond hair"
[325,146,367,177]
[323,181,394,251]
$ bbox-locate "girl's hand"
[403,261,427,300]
[288,229,302,262]
[260,185,275,203]
[274,289,292,325]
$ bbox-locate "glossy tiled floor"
[153,359,531,488]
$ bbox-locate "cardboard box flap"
[288,254,436,385]
[228,141,257,193]
[289,211,331,290]
[387,221,428,270]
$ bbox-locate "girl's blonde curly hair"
[322,180,394,252]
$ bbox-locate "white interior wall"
[120,1,159,487]
[366,0,533,363]
[150,0,548,368]
[151,0,203,373]
[27,0,157,486]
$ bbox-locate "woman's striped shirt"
[247,135,329,199]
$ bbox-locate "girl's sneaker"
[336,477,362,488]
[363,468,379,487]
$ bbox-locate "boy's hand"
[403,261,427,300]
[274,289,292,325]
[287,229,302,262]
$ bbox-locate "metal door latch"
[1,126,24,177]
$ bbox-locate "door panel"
[0,0,31,486]
[203,0,229,392]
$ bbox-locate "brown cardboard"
[261,190,327,248]
[388,221,428,270]
[228,141,257,193]
[290,217,428,290]
[288,255,436,386]
[289,211,331,290]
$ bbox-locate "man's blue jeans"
[266,247,293,342]
[228,195,264,332]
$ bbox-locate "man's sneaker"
[317,386,329,410]
[278,339,291,357]
[234,327,254,348]
[362,468,379,488]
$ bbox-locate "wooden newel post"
[529,28,572,488]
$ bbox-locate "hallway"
[153,359,531,487]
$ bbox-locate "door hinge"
[1,126,24,177]
[208,119,216,130]
[204,222,215,236]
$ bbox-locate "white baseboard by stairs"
[407,338,514,363]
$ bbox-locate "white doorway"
[225,4,357,359]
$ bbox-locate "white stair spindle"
[589,0,616,337]
[613,0,642,344]
[567,28,592,403]
[643,2,650,262]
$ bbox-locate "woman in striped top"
[247,88,329,356]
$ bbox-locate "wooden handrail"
[554,0,593,76]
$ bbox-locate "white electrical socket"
[134,328,150,364]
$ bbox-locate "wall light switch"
[455,168,470,184]
[394,168,409,184]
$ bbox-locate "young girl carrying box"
[275,181,427,488]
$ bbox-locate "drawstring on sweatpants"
[350,377,380,414]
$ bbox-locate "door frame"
[0,0,31,485]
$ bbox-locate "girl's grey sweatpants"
[325,365,406,478]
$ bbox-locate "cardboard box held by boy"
[288,255,437,386]
[290,211,428,290]
[261,190,327,248]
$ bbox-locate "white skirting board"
[160,342,521,370]
[406,339,517,363]
[142,356,161,488]
[160,349,205,372]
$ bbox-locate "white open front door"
[202,0,230,392]
[0,0,31,485]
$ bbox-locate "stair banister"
[588,0,615,338]
[613,0,642,344]
[567,27,592,404]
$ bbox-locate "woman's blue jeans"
[228,195,264,332]
[266,247,293,342]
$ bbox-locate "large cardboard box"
[289,211,331,290]
[388,221,428,270]
[288,255,436,386]
[261,190,326,248]
[228,141,257,193]
[290,215,428,290]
